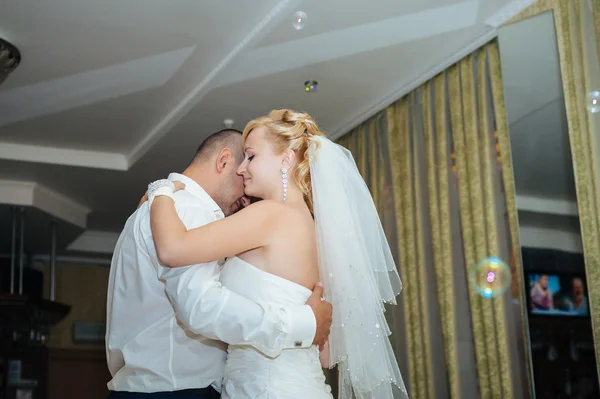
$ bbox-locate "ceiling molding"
[327,27,498,141]
[126,0,304,167]
[516,194,578,217]
[0,179,90,228]
[33,183,90,228]
[67,229,119,254]
[0,179,35,206]
[0,142,128,170]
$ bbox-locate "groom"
[105,128,332,398]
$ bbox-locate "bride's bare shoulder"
[244,199,285,213]
[243,200,309,228]
[247,200,308,217]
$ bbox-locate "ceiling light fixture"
[293,11,307,30]
[223,118,235,128]
[304,80,318,93]
[0,38,21,86]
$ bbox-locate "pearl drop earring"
[281,167,288,202]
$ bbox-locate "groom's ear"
[215,148,235,173]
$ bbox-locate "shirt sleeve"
[148,199,317,357]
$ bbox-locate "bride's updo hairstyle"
[242,109,325,213]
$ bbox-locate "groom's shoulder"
[172,190,210,210]
[127,190,205,222]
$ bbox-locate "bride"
[147,109,408,399]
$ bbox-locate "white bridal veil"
[310,136,408,399]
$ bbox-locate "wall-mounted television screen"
[526,272,589,317]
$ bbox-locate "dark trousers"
[108,387,220,399]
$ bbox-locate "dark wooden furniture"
[47,349,110,399]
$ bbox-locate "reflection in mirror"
[499,10,599,399]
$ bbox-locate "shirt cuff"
[283,305,316,349]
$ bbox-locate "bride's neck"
[268,183,304,206]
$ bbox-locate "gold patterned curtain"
[336,41,527,398]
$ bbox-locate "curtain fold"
[448,55,495,398]
[594,1,600,62]
[388,98,423,396]
[423,75,461,399]
[336,41,525,398]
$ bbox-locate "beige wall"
[41,263,109,350]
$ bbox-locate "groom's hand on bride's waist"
[305,282,332,347]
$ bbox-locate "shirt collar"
[168,172,222,214]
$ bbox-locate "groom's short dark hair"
[192,128,244,164]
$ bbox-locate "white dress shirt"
[106,173,317,393]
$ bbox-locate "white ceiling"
[0,0,535,255]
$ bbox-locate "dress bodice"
[218,257,332,399]
[220,256,312,307]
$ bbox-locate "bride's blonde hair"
[242,109,324,213]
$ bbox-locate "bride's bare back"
[237,201,319,291]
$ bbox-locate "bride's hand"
[137,192,149,209]
[319,340,330,369]
[305,283,332,348]
[137,181,186,209]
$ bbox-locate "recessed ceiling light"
[304,80,318,93]
[293,11,307,30]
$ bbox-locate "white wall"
[518,225,582,254]
[516,194,582,254]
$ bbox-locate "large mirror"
[499,11,599,399]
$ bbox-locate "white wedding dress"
[219,256,334,399]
